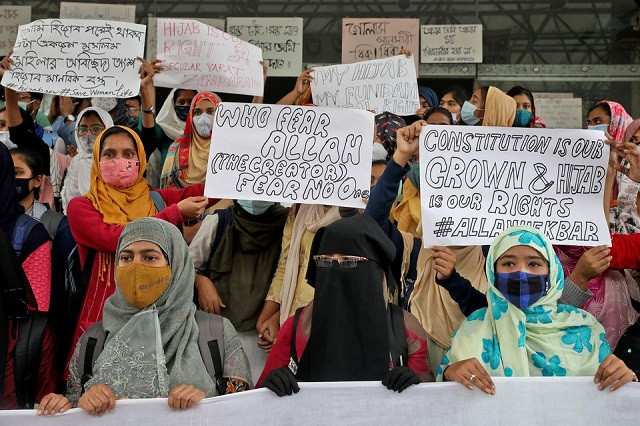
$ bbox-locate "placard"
[311,55,419,115]
[226,17,303,77]
[59,2,136,23]
[419,125,611,246]
[154,19,264,97]
[535,97,583,129]
[342,18,419,71]
[204,102,373,208]
[0,6,31,52]
[1,19,146,98]
[146,18,225,60]
[420,24,483,63]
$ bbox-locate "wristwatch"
[65,114,75,122]
[142,106,155,114]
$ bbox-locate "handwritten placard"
[420,24,483,63]
[59,2,136,23]
[311,55,419,115]
[154,19,264,97]
[1,19,146,98]
[204,102,374,208]
[146,18,225,60]
[0,7,31,53]
[535,97,583,129]
[419,126,611,246]
[226,17,303,77]
[342,18,419,72]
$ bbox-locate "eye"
[119,255,132,262]
[501,260,515,267]
[528,261,543,268]
[143,255,158,262]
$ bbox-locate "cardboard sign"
[0,6,31,52]
[59,2,136,23]
[535,97,583,129]
[145,18,225,60]
[420,24,483,63]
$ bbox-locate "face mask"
[0,131,17,149]
[407,162,421,190]
[192,113,214,138]
[15,177,33,201]
[99,158,140,189]
[237,199,275,215]
[76,133,99,153]
[116,263,171,309]
[588,124,608,133]
[451,112,459,123]
[119,115,139,130]
[175,105,190,122]
[18,100,36,113]
[460,101,483,126]
[495,271,549,309]
[513,109,533,127]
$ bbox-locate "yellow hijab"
[392,178,422,236]
[483,86,516,127]
[85,126,158,225]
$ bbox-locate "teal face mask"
[407,162,420,190]
[237,200,275,215]
[513,109,533,127]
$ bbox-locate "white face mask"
[76,133,98,153]
[451,112,459,122]
[0,131,17,149]
[192,113,214,138]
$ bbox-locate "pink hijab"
[597,100,632,141]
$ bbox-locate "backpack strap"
[11,214,39,258]
[82,248,97,287]
[194,310,225,395]
[387,304,408,369]
[211,208,233,254]
[40,209,65,240]
[14,312,48,408]
[149,191,166,212]
[78,321,108,392]
[288,306,305,376]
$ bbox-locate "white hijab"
[156,88,196,141]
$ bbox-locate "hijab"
[296,214,396,382]
[156,88,193,142]
[73,107,114,196]
[0,143,20,237]
[597,100,632,141]
[375,112,406,159]
[418,86,439,109]
[87,218,216,398]
[84,126,157,225]
[483,86,517,127]
[624,118,640,144]
[437,226,611,379]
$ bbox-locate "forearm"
[4,86,22,126]
[276,90,301,105]
[140,85,156,129]
[436,269,488,317]
[257,300,280,329]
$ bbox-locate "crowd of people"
[0,47,639,417]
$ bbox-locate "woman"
[60,107,114,213]
[438,225,636,393]
[257,214,433,396]
[66,125,217,363]
[587,101,632,139]
[611,118,640,234]
[439,86,468,125]
[160,92,221,189]
[460,86,489,126]
[416,86,439,117]
[481,86,517,127]
[506,85,536,128]
[38,218,251,416]
[374,111,406,159]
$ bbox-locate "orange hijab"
[85,126,158,225]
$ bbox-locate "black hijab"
[296,214,396,382]
[0,143,20,238]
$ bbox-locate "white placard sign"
[0,7,31,53]
[535,97,583,129]
[226,17,303,77]
[59,2,136,23]
[419,125,611,246]
[204,102,374,208]
[1,19,146,98]
[154,19,264,97]
[146,18,225,60]
[310,55,419,115]
[420,24,483,63]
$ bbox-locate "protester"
[506,86,536,127]
[416,86,439,117]
[439,86,468,125]
[374,112,406,159]
[460,86,489,126]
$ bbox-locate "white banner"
[59,2,136,23]
[0,6,31,53]
[3,379,640,425]
[419,126,611,247]
[154,19,264,97]
[226,17,303,77]
[420,24,483,63]
[311,55,419,115]
[1,19,146,98]
[204,102,374,208]
[146,18,225,60]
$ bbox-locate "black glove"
[382,366,420,393]
[263,367,300,397]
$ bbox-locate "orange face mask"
[115,263,172,309]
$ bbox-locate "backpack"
[77,310,227,396]
[287,303,408,376]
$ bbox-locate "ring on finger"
[469,374,476,382]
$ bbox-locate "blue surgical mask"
[495,271,549,309]
[587,124,608,133]
[237,200,275,216]
[461,101,482,126]
[175,105,190,122]
[18,100,35,111]
[513,109,533,127]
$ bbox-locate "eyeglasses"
[77,124,106,136]
[313,255,369,268]
[125,106,140,113]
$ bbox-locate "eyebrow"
[119,248,162,255]
[499,254,546,261]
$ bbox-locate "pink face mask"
[99,158,140,189]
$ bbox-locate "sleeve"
[189,214,220,274]
[65,341,83,406]
[156,183,219,208]
[61,158,81,215]
[255,315,295,387]
[35,325,57,403]
[402,311,433,380]
[609,233,640,270]
[221,318,253,392]
[139,125,157,160]
[9,120,51,175]
[436,269,489,317]
[51,116,76,147]
[558,276,593,308]
[265,209,295,304]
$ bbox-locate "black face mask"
[15,177,33,201]
[174,105,190,122]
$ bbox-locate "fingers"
[609,369,635,391]
[169,384,203,410]
[598,364,625,391]
[265,371,287,396]
[38,393,67,415]
[51,395,72,415]
[595,354,613,384]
